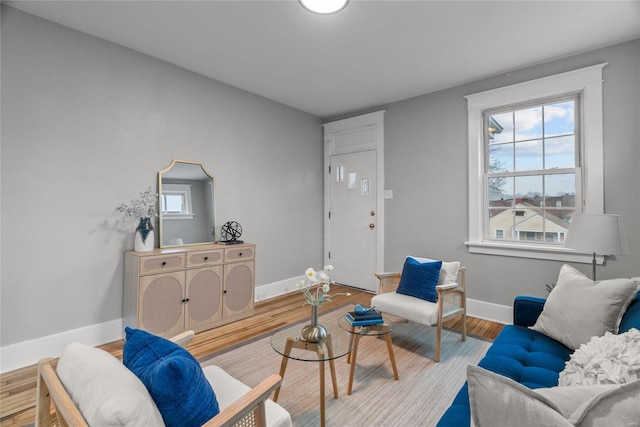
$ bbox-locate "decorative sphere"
[220,221,242,241]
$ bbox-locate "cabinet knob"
[204,256,209,261]
[223,290,227,294]
[238,252,243,257]
[162,261,167,266]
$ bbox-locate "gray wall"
[0,7,323,346]
[331,39,640,307]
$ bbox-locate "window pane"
[544,100,575,137]
[489,208,514,240]
[488,112,513,144]
[515,175,542,200]
[515,139,543,171]
[545,135,575,169]
[165,194,185,213]
[488,176,513,204]
[515,106,542,141]
[544,174,575,206]
[489,144,513,173]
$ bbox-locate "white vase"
[134,217,155,252]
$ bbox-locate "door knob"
[369,223,375,229]
[370,211,376,216]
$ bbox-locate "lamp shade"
[564,213,629,255]
[299,0,349,14]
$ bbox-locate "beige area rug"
[200,308,491,426]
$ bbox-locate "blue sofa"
[437,291,640,426]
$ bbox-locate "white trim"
[466,298,512,325]
[255,275,306,302]
[465,63,607,260]
[0,319,123,374]
[466,241,604,264]
[323,111,385,289]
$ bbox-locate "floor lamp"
[564,213,628,280]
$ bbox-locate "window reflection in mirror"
[158,160,215,248]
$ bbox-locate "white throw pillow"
[530,264,639,350]
[57,342,164,426]
[559,328,640,386]
[467,365,640,427]
[407,256,460,286]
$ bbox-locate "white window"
[465,64,606,264]
[495,229,505,239]
[161,184,194,219]
[485,95,578,245]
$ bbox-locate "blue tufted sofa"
[437,291,640,426]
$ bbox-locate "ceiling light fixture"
[299,0,349,15]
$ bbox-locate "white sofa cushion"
[531,264,639,350]
[372,291,439,325]
[467,365,640,427]
[57,342,164,426]
[203,365,292,427]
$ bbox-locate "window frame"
[464,63,607,264]
[160,184,195,220]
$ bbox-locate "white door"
[328,150,378,291]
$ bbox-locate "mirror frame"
[158,159,216,248]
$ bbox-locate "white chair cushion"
[408,256,460,286]
[57,343,164,426]
[202,365,292,427]
[372,291,439,326]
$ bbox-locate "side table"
[270,323,351,427]
[338,316,399,395]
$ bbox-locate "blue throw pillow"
[123,327,220,427]
[396,258,442,303]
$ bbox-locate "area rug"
[200,308,491,426]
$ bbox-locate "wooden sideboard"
[123,243,255,338]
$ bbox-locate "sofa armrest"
[513,296,546,327]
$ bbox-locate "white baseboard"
[0,319,123,374]
[1,283,512,374]
[255,275,305,302]
[466,298,512,325]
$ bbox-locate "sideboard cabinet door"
[223,261,255,318]
[186,266,223,332]
[139,271,185,337]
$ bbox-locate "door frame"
[323,111,385,287]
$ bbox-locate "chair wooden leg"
[435,321,442,362]
[461,311,467,342]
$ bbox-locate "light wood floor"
[0,286,504,427]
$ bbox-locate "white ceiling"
[5,0,640,118]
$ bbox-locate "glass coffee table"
[338,316,400,395]
[270,323,351,427]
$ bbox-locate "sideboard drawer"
[140,254,186,275]
[224,246,255,262]
[187,249,224,267]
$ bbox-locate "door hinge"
[328,211,331,219]
[329,165,331,174]
[328,251,331,259]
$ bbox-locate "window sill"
[465,241,604,264]
[162,214,195,220]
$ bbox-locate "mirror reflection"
[158,160,215,248]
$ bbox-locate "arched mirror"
[158,160,215,248]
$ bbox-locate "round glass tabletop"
[270,322,352,362]
[338,316,393,336]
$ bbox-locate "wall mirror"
[158,160,215,248]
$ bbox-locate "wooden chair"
[36,330,288,427]
[371,262,467,362]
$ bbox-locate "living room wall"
[0,7,323,349]
[331,38,640,311]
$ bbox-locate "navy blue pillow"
[123,327,219,427]
[396,258,442,303]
